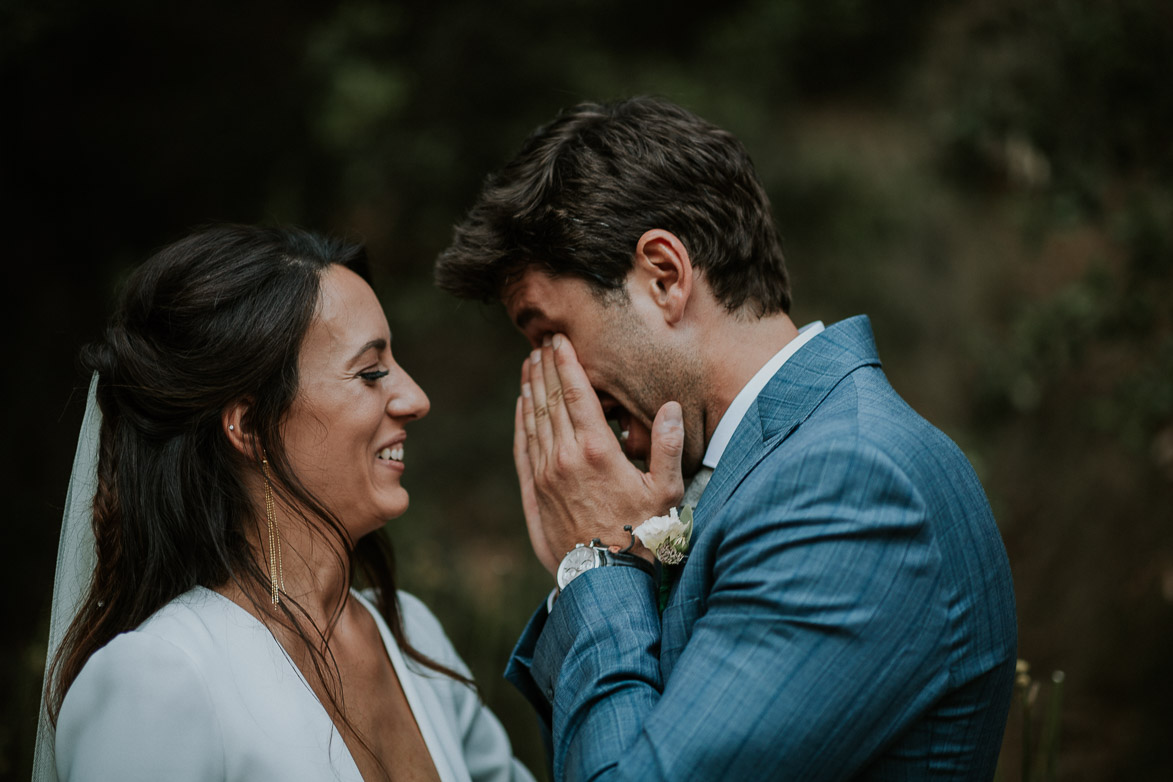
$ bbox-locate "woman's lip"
[376,435,406,452]
[375,436,406,471]
[375,452,405,472]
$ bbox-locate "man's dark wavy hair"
[435,96,791,316]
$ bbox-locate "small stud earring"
[228,424,235,431]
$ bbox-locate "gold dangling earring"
[261,454,285,605]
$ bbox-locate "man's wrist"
[555,541,656,590]
[554,522,654,564]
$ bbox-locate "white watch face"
[557,546,599,590]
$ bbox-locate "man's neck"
[699,311,800,445]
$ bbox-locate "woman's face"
[282,265,429,538]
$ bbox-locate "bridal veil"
[33,373,101,782]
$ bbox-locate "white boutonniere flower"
[634,506,694,565]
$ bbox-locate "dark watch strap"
[598,549,655,578]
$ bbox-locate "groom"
[436,97,1016,780]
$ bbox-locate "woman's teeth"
[377,446,404,462]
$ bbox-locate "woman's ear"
[222,400,256,459]
[632,229,693,325]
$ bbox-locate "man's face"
[504,267,698,468]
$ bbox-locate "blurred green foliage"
[2,0,1169,779]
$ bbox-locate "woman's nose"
[387,366,430,420]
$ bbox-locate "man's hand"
[513,333,685,570]
[514,395,559,575]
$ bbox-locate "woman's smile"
[282,265,429,536]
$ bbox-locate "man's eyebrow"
[349,338,387,364]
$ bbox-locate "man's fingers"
[515,395,558,575]
[647,401,686,507]
[520,358,541,470]
[513,394,533,475]
[525,349,554,450]
[540,336,575,440]
[549,334,609,433]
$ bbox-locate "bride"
[34,225,535,782]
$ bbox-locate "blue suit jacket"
[506,316,1017,781]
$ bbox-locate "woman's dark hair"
[48,224,469,765]
[435,95,791,316]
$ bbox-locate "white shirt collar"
[701,321,825,469]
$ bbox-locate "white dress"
[55,587,535,782]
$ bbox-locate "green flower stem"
[1042,671,1065,782]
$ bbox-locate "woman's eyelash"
[358,369,389,382]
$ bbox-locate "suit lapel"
[690,315,883,536]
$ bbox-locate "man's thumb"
[649,401,685,503]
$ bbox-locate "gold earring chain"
[261,457,285,605]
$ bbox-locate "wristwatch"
[556,542,655,590]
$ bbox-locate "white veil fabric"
[33,373,102,782]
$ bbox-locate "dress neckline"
[190,585,453,782]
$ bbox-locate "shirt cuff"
[545,587,558,614]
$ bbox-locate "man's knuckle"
[582,437,608,464]
[553,448,574,474]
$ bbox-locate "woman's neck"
[272,518,353,629]
[223,500,356,637]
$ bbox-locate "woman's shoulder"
[56,593,229,780]
[72,589,226,671]
[111,587,271,666]
[60,620,216,719]
[356,588,464,672]
[57,588,360,780]
[395,590,444,637]
[62,588,271,712]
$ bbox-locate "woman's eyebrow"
[348,338,387,364]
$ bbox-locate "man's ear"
[222,400,258,460]
[632,229,693,325]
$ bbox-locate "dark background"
[2,1,1170,779]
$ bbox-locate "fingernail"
[542,334,552,348]
[522,383,532,398]
[552,333,563,350]
[531,349,541,365]
[664,403,682,427]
